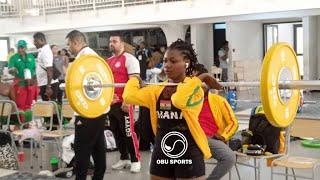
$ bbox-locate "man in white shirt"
[33,32,59,100]
[66,30,106,180]
[218,41,229,82]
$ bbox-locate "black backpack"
[248,107,281,154]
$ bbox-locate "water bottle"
[227,90,237,110]
[50,156,59,172]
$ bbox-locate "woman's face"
[61,50,66,56]
[51,45,59,55]
[163,49,189,82]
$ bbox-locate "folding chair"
[41,100,74,169]
[12,101,58,169]
[211,66,222,81]
[234,127,291,180]
[31,101,61,169]
[271,119,320,180]
[0,100,21,131]
[42,99,74,137]
[0,100,13,130]
[59,99,74,129]
[211,66,230,94]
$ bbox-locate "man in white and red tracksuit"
[106,33,141,173]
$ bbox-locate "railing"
[0,0,186,18]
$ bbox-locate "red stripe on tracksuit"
[223,101,235,136]
[128,105,141,161]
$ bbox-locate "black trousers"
[57,80,65,104]
[135,106,154,151]
[39,82,59,101]
[74,114,107,180]
[40,82,60,127]
[109,103,138,162]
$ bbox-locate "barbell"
[63,43,316,127]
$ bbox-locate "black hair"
[168,39,198,76]
[61,48,70,57]
[65,30,87,44]
[33,32,46,42]
[140,41,146,46]
[50,44,57,49]
[109,32,124,42]
[153,46,160,52]
[193,63,208,75]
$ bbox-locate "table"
[0,168,17,177]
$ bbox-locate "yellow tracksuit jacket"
[123,76,212,159]
[207,93,238,141]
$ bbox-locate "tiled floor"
[5,140,319,180]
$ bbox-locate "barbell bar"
[60,80,320,90]
[235,100,316,104]
[59,82,179,89]
[64,43,305,127]
[221,80,320,90]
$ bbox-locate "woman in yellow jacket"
[123,39,214,180]
[193,64,238,180]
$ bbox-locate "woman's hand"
[8,68,18,75]
[198,73,222,90]
[111,94,120,105]
[121,103,130,113]
[130,75,145,88]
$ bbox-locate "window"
[294,24,303,76]
[263,24,278,54]
[294,24,303,56]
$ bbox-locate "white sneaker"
[130,161,141,173]
[112,160,131,170]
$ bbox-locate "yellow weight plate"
[260,43,300,127]
[65,54,114,118]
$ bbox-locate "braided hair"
[168,39,198,76]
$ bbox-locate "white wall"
[278,23,294,46]
[46,31,70,48]
[0,40,8,61]
[225,21,263,81]
[226,21,263,62]
[278,22,304,76]
[303,16,318,80]
[318,16,320,79]
[161,24,188,45]
[190,24,213,69]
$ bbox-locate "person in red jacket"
[106,33,141,173]
[194,64,238,180]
